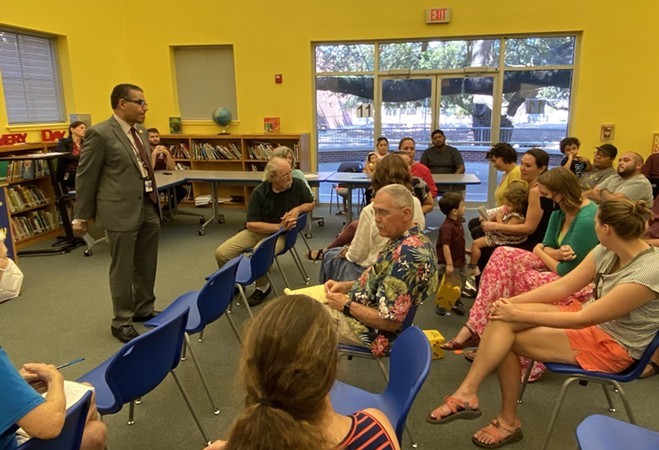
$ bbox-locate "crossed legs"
[429,303,577,446]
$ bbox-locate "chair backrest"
[383,326,432,439]
[248,228,285,280]
[546,330,659,381]
[196,255,242,329]
[337,162,363,173]
[279,213,307,256]
[576,414,659,450]
[104,308,190,406]
[17,390,92,450]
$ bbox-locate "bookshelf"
[158,133,310,208]
[0,143,63,256]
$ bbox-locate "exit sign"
[426,8,452,24]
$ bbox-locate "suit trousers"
[106,199,160,327]
[214,229,285,287]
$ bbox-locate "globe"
[212,107,232,134]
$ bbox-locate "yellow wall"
[2,0,658,162]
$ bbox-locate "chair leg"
[274,256,291,289]
[518,360,534,404]
[170,369,212,446]
[181,337,188,361]
[266,273,279,297]
[225,314,242,345]
[236,284,254,319]
[291,247,310,283]
[198,330,204,342]
[128,400,136,425]
[610,381,636,423]
[541,376,580,450]
[601,383,616,412]
[184,333,221,415]
[300,233,312,254]
[376,357,389,383]
[404,424,418,448]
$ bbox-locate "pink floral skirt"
[469,246,593,381]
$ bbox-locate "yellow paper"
[283,284,327,303]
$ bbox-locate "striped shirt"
[339,410,397,450]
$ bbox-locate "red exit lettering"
[426,8,452,24]
[41,129,67,142]
[0,133,28,145]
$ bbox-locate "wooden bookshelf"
[158,133,310,208]
[0,143,63,257]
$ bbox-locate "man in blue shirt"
[0,348,106,450]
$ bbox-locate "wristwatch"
[343,299,354,317]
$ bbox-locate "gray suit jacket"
[75,116,158,232]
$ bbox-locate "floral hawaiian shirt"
[345,224,438,356]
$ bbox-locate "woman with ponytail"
[428,199,659,448]
[204,295,400,450]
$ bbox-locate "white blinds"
[0,31,64,124]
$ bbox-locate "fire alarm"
[275,74,283,84]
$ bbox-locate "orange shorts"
[559,301,634,373]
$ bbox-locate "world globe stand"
[212,107,233,135]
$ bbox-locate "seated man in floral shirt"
[324,184,438,356]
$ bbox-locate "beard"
[617,166,636,178]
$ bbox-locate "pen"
[56,357,85,370]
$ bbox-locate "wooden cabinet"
[0,143,63,256]
[158,133,310,208]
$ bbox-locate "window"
[173,46,238,120]
[0,30,64,124]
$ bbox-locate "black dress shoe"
[133,311,161,322]
[248,285,272,306]
[111,325,140,343]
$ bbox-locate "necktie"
[130,127,158,205]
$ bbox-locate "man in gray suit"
[73,83,160,343]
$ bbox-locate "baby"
[468,182,528,276]
[560,136,591,177]
[365,152,379,176]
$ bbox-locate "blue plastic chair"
[77,308,211,445]
[235,228,285,317]
[520,331,659,450]
[17,390,92,450]
[274,213,310,288]
[330,326,431,448]
[143,255,242,415]
[576,414,659,450]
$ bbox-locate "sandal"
[305,249,325,261]
[640,361,659,379]
[472,418,523,448]
[464,350,476,363]
[426,395,482,425]
[440,329,480,350]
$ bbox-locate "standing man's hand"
[72,219,88,236]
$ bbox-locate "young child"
[468,182,529,276]
[435,192,466,316]
[560,136,591,177]
[365,152,379,176]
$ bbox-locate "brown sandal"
[440,330,480,350]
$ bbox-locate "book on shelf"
[263,117,281,134]
[169,143,191,159]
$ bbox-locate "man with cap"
[588,151,654,205]
[580,144,618,194]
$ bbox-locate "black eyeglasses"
[123,98,148,108]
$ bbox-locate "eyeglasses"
[123,98,148,108]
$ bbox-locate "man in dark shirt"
[420,129,465,195]
[214,157,314,303]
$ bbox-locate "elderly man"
[324,184,438,356]
[588,151,653,205]
[215,156,314,304]
[580,144,617,194]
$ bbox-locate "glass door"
[436,75,497,204]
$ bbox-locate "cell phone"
[478,206,490,221]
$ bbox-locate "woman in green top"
[444,168,599,381]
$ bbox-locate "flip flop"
[440,335,480,351]
[426,396,482,425]
[305,249,324,261]
[472,418,523,448]
[640,361,659,379]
